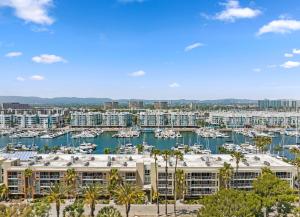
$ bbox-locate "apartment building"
[258,99,299,110]
[70,112,132,127]
[0,153,295,198]
[210,111,300,127]
[0,113,13,128]
[139,111,197,127]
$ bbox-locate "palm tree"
[150,148,160,216]
[172,150,183,217]
[65,168,77,198]
[273,145,283,156]
[254,136,272,154]
[230,151,244,188]
[219,162,234,189]
[175,169,186,202]
[83,184,102,217]
[291,147,300,159]
[104,148,111,154]
[136,144,144,154]
[24,168,33,199]
[0,184,9,201]
[293,157,300,207]
[97,206,122,217]
[161,150,171,216]
[108,168,122,198]
[47,183,68,217]
[113,183,145,217]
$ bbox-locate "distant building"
[104,101,119,110]
[153,101,168,109]
[258,99,299,110]
[128,100,144,109]
[1,103,31,110]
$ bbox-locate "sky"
[0,0,300,100]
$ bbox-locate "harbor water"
[0,131,297,159]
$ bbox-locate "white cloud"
[253,68,261,72]
[184,42,204,52]
[169,82,180,88]
[215,0,261,22]
[30,75,44,80]
[284,53,293,58]
[0,0,54,25]
[5,51,22,57]
[129,70,145,77]
[16,76,25,81]
[281,61,300,69]
[32,54,66,64]
[257,19,300,35]
[293,49,300,54]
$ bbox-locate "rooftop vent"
[90,157,95,161]
[201,157,205,161]
[254,156,260,161]
[84,162,89,166]
[206,161,211,166]
[74,156,79,161]
[123,162,128,167]
[29,161,34,166]
[44,161,50,166]
[243,162,249,166]
[217,157,222,161]
[107,162,111,167]
[66,162,72,166]
[129,156,133,161]
[53,156,59,160]
[264,161,270,166]
[112,157,115,161]
[183,162,187,167]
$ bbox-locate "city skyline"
[1,0,300,99]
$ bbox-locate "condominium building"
[209,111,300,127]
[104,101,119,110]
[128,100,144,109]
[0,113,13,128]
[14,114,39,128]
[1,103,31,110]
[153,101,168,110]
[258,99,300,110]
[0,153,295,198]
[70,112,132,127]
[39,114,64,129]
[139,111,197,127]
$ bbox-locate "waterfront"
[0,131,298,158]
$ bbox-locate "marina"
[0,130,298,159]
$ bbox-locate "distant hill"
[0,96,257,105]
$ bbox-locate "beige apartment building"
[0,153,296,198]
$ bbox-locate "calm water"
[0,132,297,159]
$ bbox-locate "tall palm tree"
[293,157,300,207]
[65,168,77,198]
[108,168,122,198]
[161,150,171,216]
[113,183,144,217]
[219,162,233,189]
[47,183,68,217]
[83,184,102,217]
[24,168,33,199]
[150,148,161,216]
[230,151,244,189]
[175,169,186,202]
[273,145,283,156]
[291,147,300,159]
[172,150,183,217]
[254,136,272,154]
[0,184,9,201]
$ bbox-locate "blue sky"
[0,0,300,100]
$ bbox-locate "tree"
[293,157,300,207]
[104,148,111,154]
[0,184,9,201]
[63,199,84,217]
[97,206,122,217]
[254,136,272,154]
[113,183,145,217]
[108,168,122,198]
[253,168,295,215]
[150,148,161,216]
[291,147,300,159]
[175,169,186,201]
[47,183,68,217]
[161,150,171,216]
[136,144,144,154]
[173,150,183,217]
[230,151,244,188]
[219,162,233,189]
[24,168,33,199]
[65,168,77,198]
[197,189,262,217]
[0,203,32,217]
[83,184,102,217]
[30,199,51,217]
[274,145,283,156]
